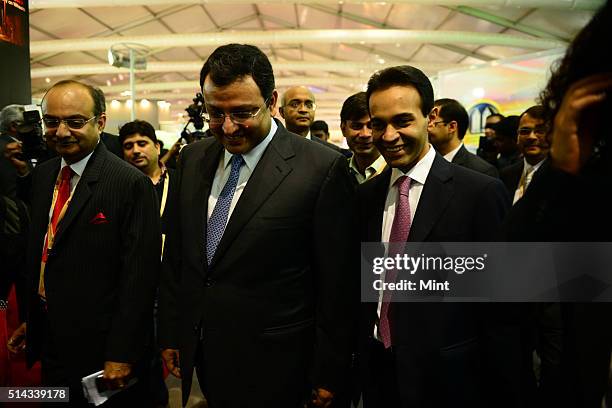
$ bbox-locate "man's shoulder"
[444,156,502,191]
[457,147,498,175]
[500,160,523,177]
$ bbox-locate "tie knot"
[60,166,73,181]
[395,175,411,195]
[231,155,245,170]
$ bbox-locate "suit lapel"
[52,144,106,247]
[364,168,391,242]
[209,127,294,269]
[409,154,454,242]
[451,145,468,167]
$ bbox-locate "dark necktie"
[379,175,412,348]
[206,155,245,266]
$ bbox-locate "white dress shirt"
[207,120,277,225]
[375,145,436,338]
[443,143,463,163]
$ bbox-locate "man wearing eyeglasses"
[14,79,161,405]
[340,92,386,184]
[158,44,356,408]
[280,85,352,157]
[428,98,499,178]
[500,105,550,204]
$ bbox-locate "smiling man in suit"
[158,44,355,408]
[357,66,518,407]
[17,80,161,405]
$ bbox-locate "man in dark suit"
[280,85,352,157]
[158,44,356,408]
[500,105,549,204]
[358,66,518,407]
[428,98,499,177]
[13,80,161,405]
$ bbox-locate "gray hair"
[0,104,25,133]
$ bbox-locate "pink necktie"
[379,175,412,348]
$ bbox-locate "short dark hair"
[44,79,106,116]
[494,115,520,141]
[519,105,546,122]
[310,120,329,134]
[366,65,433,117]
[200,44,275,101]
[118,120,158,145]
[340,92,369,123]
[434,98,469,140]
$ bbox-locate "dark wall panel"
[0,0,31,107]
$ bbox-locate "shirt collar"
[349,154,387,178]
[523,157,545,174]
[443,143,463,162]
[305,131,311,140]
[389,144,436,188]
[223,119,277,171]
[60,141,98,177]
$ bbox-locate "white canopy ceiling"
[29,0,601,125]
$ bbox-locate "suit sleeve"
[105,174,161,363]
[157,155,183,350]
[311,155,359,393]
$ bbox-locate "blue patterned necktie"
[206,155,245,265]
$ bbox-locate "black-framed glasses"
[347,120,372,131]
[43,116,96,129]
[518,126,548,137]
[283,100,316,110]
[203,98,269,126]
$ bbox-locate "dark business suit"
[357,153,521,407]
[452,144,499,178]
[505,157,612,408]
[311,133,353,158]
[158,121,356,407]
[500,160,523,197]
[25,142,161,405]
[0,133,17,197]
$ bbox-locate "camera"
[180,93,209,143]
[17,107,48,163]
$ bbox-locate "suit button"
[205,279,214,287]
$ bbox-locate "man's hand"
[3,141,29,176]
[550,73,612,174]
[102,361,132,390]
[161,348,181,378]
[308,388,334,408]
[7,322,26,355]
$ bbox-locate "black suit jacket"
[452,144,499,178]
[25,143,161,382]
[358,153,521,407]
[312,134,353,158]
[500,160,523,197]
[158,121,356,406]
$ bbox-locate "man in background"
[500,106,549,204]
[280,85,351,157]
[428,98,498,178]
[340,92,386,184]
[310,120,330,142]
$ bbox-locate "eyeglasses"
[43,116,96,129]
[518,126,548,137]
[347,120,372,131]
[283,100,316,110]
[431,121,447,127]
[203,99,269,126]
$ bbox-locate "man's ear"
[428,106,439,125]
[448,120,458,135]
[269,90,279,117]
[96,112,107,133]
[155,142,161,155]
[340,121,347,137]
